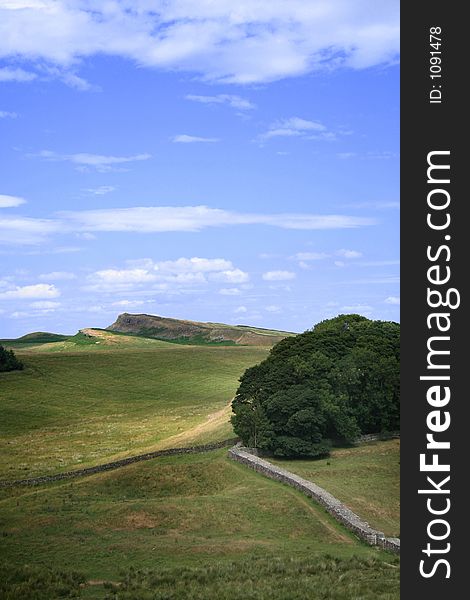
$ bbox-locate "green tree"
[231,315,399,458]
[0,345,24,372]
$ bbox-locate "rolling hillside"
[0,317,399,599]
[1,313,294,352]
[0,331,71,350]
[107,312,294,345]
[0,340,269,479]
[0,449,399,599]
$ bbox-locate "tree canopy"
[0,345,24,373]
[231,314,399,458]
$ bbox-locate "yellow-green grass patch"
[270,439,400,537]
[0,346,267,479]
[0,449,397,584]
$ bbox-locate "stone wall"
[228,444,400,554]
[0,438,239,488]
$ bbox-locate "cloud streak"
[0,204,377,245]
[186,94,255,110]
[171,135,219,144]
[0,110,18,118]
[61,206,377,233]
[32,150,151,172]
[0,194,26,208]
[259,117,328,140]
[0,66,37,82]
[0,215,59,244]
[262,271,296,281]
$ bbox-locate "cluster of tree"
[0,345,24,372]
[231,314,399,458]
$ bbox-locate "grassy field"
[0,449,399,599]
[0,341,268,480]
[271,440,400,537]
[1,337,399,598]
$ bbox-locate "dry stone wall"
[228,444,400,554]
[0,438,239,488]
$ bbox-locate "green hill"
[107,312,294,346]
[1,313,294,353]
[11,329,184,353]
[0,449,399,599]
[0,331,71,350]
[0,344,268,479]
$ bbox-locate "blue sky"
[0,1,399,337]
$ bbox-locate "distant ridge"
[1,332,70,344]
[107,313,294,346]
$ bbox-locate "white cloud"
[45,66,97,91]
[33,150,151,172]
[343,201,400,210]
[338,276,400,285]
[172,134,219,143]
[258,252,282,259]
[83,185,116,196]
[0,67,37,82]
[262,270,296,281]
[336,249,362,259]
[75,232,96,240]
[166,272,207,284]
[234,305,247,314]
[219,287,242,296]
[0,215,59,244]
[155,257,233,273]
[385,296,400,305]
[111,299,146,307]
[86,256,248,292]
[186,94,255,110]
[359,260,399,267]
[83,305,105,313]
[260,117,327,141]
[334,261,345,268]
[29,300,61,309]
[375,202,400,210]
[294,251,329,261]
[0,1,399,84]
[62,205,376,233]
[257,116,350,144]
[0,205,377,246]
[0,110,18,118]
[92,268,157,285]
[61,71,94,90]
[0,194,26,208]
[24,245,83,255]
[209,269,249,284]
[38,271,76,281]
[366,151,398,160]
[0,283,60,299]
[265,304,281,313]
